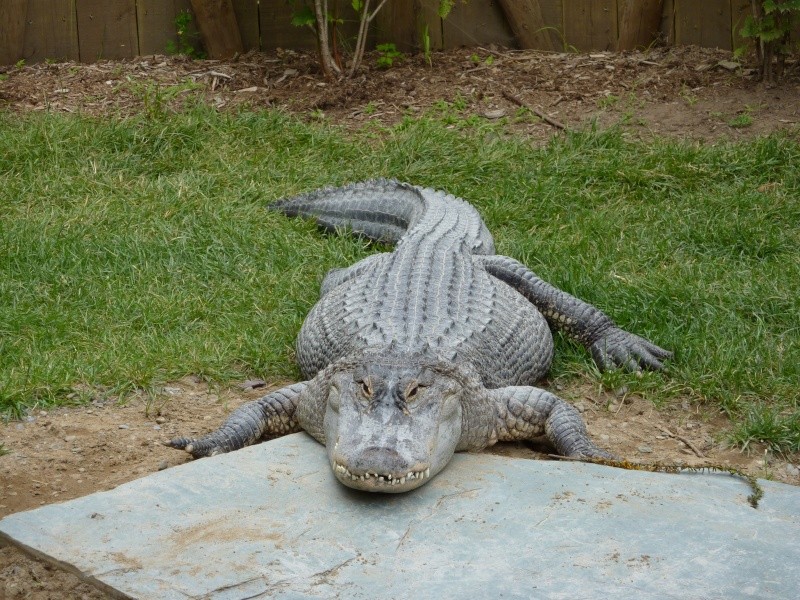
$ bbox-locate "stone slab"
[1,433,798,599]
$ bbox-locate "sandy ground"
[1,45,799,599]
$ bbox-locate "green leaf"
[352,0,364,12]
[738,16,759,39]
[291,6,316,27]
[438,0,455,19]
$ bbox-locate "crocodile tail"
[269,179,427,245]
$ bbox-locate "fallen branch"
[502,89,566,130]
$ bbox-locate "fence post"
[497,0,555,51]
[0,0,27,66]
[617,0,664,50]
[189,0,244,58]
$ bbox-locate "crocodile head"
[324,356,463,493]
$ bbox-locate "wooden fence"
[0,0,774,66]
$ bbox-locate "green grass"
[1,107,798,452]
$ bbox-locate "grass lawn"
[1,107,798,451]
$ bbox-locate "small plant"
[128,80,201,120]
[166,9,205,59]
[0,442,10,456]
[376,43,403,69]
[597,94,620,109]
[15,59,25,69]
[143,386,171,419]
[452,92,467,111]
[469,53,494,66]
[728,113,754,128]
[679,85,698,106]
[738,0,800,82]
[290,0,461,80]
[422,24,433,67]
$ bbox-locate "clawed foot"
[590,327,672,373]
[163,436,225,459]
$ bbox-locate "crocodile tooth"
[378,476,385,482]
[407,471,414,479]
[425,468,430,478]
[399,477,406,484]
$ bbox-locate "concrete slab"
[1,433,798,600]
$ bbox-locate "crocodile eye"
[360,380,372,398]
[405,382,421,401]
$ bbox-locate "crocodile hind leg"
[490,386,613,459]
[479,255,672,372]
[166,382,307,458]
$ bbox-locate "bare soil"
[1,46,799,599]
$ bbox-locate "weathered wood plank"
[418,0,445,51]
[189,0,244,58]
[76,0,139,61]
[617,0,664,50]
[0,0,27,66]
[563,0,618,51]
[231,0,260,51]
[443,0,517,49]
[13,0,80,63]
[375,0,425,52]
[534,0,564,51]
[260,1,362,54]
[730,0,752,52]
[660,0,675,45]
[260,0,318,51]
[674,0,732,50]
[136,0,195,56]
[497,0,557,51]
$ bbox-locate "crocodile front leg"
[490,386,613,459]
[166,382,307,458]
[480,255,672,372]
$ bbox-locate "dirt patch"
[2,377,798,599]
[1,46,799,141]
[1,45,800,598]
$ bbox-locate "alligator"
[167,180,671,493]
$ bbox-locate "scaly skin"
[168,180,671,493]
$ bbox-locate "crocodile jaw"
[331,462,434,493]
[323,370,463,494]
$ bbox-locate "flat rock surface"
[1,433,798,600]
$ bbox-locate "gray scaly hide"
[169,180,671,493]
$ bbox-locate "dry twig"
[655,424,706,458]
[502,89,566,130]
